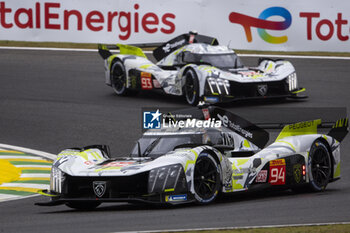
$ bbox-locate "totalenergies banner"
[1,0,350,52]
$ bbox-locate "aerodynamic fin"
[98,44,146,60]
[165,106,269,149]
[209,107,269,149]
[98,44,113,59]
[327,118,349,142]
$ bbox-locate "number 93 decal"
[141,72,153,90]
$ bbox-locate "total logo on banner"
[229,7,292,44]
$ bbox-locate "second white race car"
[98,32,307,105]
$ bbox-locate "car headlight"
[207,77,230,95]
[50,166,65,193]
[287,72,298,91]
[148,164,186,194]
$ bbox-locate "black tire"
[111,60,127,95]
[65,201,100,210]
[308,140,332,191]
[111,60,139,96]
[193,153,221,204]
[184,69,200,106]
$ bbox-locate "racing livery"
[98,32,306,105]
[36,107,348,209]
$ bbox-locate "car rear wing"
[257,119,348,142]
[153,31,219,61]
[98,43,146,60]
[165,106,348,148]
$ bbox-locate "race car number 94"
[269,159,286,185]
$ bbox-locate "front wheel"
[184,69,200,106]
[193,153,221,204]
[308,140,332,191]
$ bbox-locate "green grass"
[1,40,350,57]
[167,224,350,233]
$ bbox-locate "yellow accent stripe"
[184,149,198,172]
[292,88,306,94]
[0,150,24,154]
[17,177,50,181]
[276,140,296,152]
[107,54,118,70]
[18,167,51,171]
[37,190,59,197]
[334,162,341,178]
[3,159,51,163]
[164,188,175,192]
[243,140,251,148]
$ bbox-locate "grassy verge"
[1,40,350,57]
[169,224,350,233]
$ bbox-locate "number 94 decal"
[269,159,286,185]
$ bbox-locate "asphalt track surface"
[0,48,349,233]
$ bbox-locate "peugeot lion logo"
[93,181,106,197]
[257,84,268,96]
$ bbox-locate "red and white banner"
[0,0,350,52]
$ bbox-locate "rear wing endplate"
[98,44,146,60]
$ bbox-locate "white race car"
[98,32,306,105]
[36,107,347,209]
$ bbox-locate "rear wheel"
[193,153,221,204]
[308,140,332,191]
[111,60,128,95]
[111,61,138,96]
[184,69,200,106]
[66,201,100,210]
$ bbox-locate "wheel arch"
[181,65,206,96]
[181,66,195,92]
[312,137,335,180]
[200,149,224,187]
[109,57,124,82]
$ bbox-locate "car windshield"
[130,135,196,159]
[183,52,244,69]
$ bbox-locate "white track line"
[0,155,50,160]
[20,174,50,178]
[15,165,52,168]
[113,222,350,233]
[0,194,19,200]
[0,183,48,189]
[0,194,40,203]
[1,46,350,60]
[0,143,56,160]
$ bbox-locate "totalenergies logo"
[229,7,292,44]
